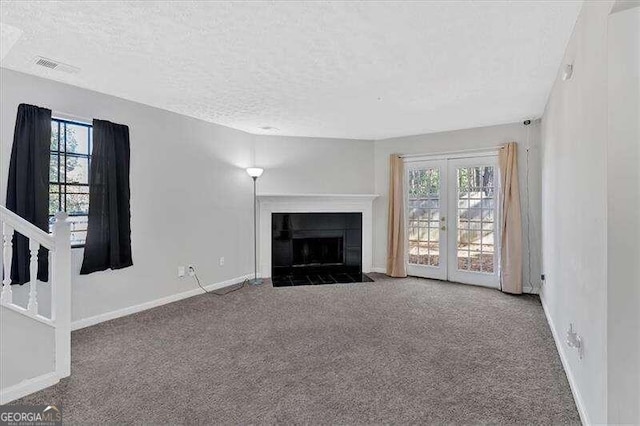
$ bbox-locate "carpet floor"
[14,274,579,424]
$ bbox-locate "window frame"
[50,117,93,248]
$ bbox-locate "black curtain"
[6,104,51,284]
[80,119,132,274]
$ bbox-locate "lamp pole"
[251,176,261,285]
[246,168,264,285]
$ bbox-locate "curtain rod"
[399,146,503,158]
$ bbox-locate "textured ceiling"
[0,1,582,140]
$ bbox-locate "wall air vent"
[33,56,79,74]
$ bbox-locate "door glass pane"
[408,167,440,267]
[456,165,496,273]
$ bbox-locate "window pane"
[69,216,88,231]
[65,124,89,154]
[408,241,419,264]
[482,197,494,208]
[50,154,59,182]
[51,121,58,150]
[49,192,60,216]
[69,216,88,245]
[469,221,482,231]
[66,156,89,184]
[482,255,494,273]
[65,193,89,215]
[66,185,89,194]
[469,251,482,272]
[458,256,469,270]
[71,221,88,232]
[70,231,87,246]
[49,184,60,216]
[467,208,482,221]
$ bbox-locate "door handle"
[441,225,446,231]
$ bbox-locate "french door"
[405,155,500,288]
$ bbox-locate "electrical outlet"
[566,323,583,360]
[188,265,196,276]
[219,257,225,266]
[178,266,186,278]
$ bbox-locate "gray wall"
[540,1,614,423]
[254,134,374,195]
[607,5,640,425]
[0,307,55,389]
[373,122,542,293]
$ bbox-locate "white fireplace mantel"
[257,193,379,278]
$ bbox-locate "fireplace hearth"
[271,212,371,286]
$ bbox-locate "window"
[49,118,92,247]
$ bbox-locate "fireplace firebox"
[292,236,344,266]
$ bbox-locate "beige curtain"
[498,143,523,294]
[387,154,407,277]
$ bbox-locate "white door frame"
[403,150,501,289]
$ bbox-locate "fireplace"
[257,193,378,283]
[271,212,371,286]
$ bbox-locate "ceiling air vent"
[33,56,79,74]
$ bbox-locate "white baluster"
[1,223,14,305]
[27,239,39,314]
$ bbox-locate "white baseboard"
[71,273,253,331]
[540,295,590,425]
[0,371,60,404]
[370,267,387,274]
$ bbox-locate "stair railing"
[0,206,71,378]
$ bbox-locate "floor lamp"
[246,167,264,285]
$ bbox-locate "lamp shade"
[246,167,264,178]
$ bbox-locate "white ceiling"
[0,1,582,140]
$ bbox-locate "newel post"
[52,212,71,378]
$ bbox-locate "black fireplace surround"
[271,213,372,286]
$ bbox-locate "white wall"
[0,307,55,389]
[540,1,614,424]
[373,122,542,293]
[0,69,374,389]
[607,5,640,424]
[255,134,374,195]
